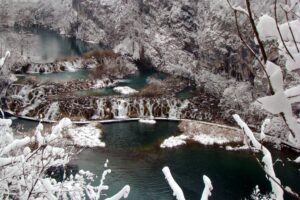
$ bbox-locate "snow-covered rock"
[113,86,138,95]
[160,135,188,148]
[138,119,156,124]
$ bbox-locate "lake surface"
[12,27,102,63]
[72,121,300,200]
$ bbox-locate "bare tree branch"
[275,0,295,60]
[245,0,268,63]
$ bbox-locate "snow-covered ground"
[161,120,243,148]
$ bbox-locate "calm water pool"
[72,121,300,200]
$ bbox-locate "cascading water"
[112,99,129,119]
[44,102,59,121]
[92,99,105,119]
[145,99,154,119]
[167,99,189,119]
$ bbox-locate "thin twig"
[245,0,268,63]
[283,0,300,53]
[275,0,295,60]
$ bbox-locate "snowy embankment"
[160,120,243,148]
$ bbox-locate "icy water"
[72,121,300,200]
[76,68,166,97]
[12,27,102,63]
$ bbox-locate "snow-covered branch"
[233,114,284,200]
[162,166,186,200]
[200,175,213,200]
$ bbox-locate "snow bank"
[193,134,232,145]
[160,129,242,149]
[113,86,138,95]
[67,124,105,148]
[162,167,185,200]
[138,119,156,124]
[201,175,213,200]
[160,135,188,148]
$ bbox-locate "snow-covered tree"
[226,0,300,199]
[0,115,130,199]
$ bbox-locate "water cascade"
[112,99,129,119]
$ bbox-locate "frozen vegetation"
[0,116,130,199]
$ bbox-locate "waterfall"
[145,99,154,119]
[137,99,145,118]
[92,99,105,119]
[44,102,59,121]
[20,99,42,117]
[112,99,129,119]
[167,99,189,119]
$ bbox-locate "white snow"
[93,79,117,89]
[257,15,278,41]
[138,118,156,124]
[192,134,231,145]
[67,124,105,148]
[294,156,300,163]
[286,53,300,71]
[261,118,270,140]
[114,37,140,60]
[256,61,300,145]
[113,86,138,95]
[0,51,10,67]
[162,167,186,200]
[160,130,241,149]
[160,135,188,148]
[0,119,12,127]
[201,175,213,200]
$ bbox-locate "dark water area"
[13,26,103,62]
[72,121,300,200]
